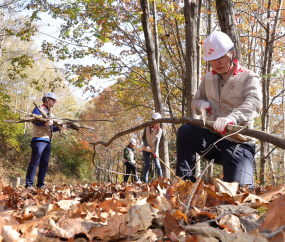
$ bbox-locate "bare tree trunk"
[216,0,243,64]
[260,0,282,185]
[140,0,170,178]
[197,0,202,87]
[206,0,212,72]
[184,0,197,118]
[153,0,159,70]
[184,0,199,176]
[282,78,285,185]
[116,155,119,183]
[268,156,276,186]
[195,0,204,177]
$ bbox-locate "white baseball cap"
[152,112,161,119]
[130,138,136,145]
[44,92,57,101]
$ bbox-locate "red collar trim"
[41,105,49,110]
[211,59,251,76]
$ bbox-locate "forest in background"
[0,0,284,187]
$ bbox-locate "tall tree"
[216,0,242,64]
[140,0,170,178]
[184,0,197,118]
[259,0,283,185]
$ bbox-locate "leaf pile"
[0,179,284,241]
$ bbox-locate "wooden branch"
[89,117,285,166]
[33,101,48,118]
[3,116,95,131]
[60,119,115,123]
[90,117,285,149]
[3,103,115,123]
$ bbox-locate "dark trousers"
[25,140,51,187]
[124,162,138,182]
[142,151,163,182]
[176,124,255,189]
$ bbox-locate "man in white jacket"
[176,31,262,189]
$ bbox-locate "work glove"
[200,102,211,126]
[60,124,67,130]
[200,102,211,115]
[45,119,53,126]
[213,117,234,134]
[145,146,152,152]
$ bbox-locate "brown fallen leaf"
[259,186,285,202]
[218,214,245,232]
[196,211,215,220]
[88,213,139,241]
[185,234,199,242]
[125,202,155,231]
[57,200,80,211]
[175,179,206,210]
[212,178,239,197]
[260,193,285,239]
[2,225,26,242]
[100,198,122,212]
[173,209,188,224]
[205,186,236,207]
[163,210,184,237]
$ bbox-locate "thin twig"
[260,225,285,239]
[181,159,214,226]
[153,153,180,180]
[33,101,48,119]
[181,126,247,180]
[177,193,189,209]
[94,163,138,177]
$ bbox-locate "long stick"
[89,117,285,150]
[181,159,214,226]
[152,152,180,180]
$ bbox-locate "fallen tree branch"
[260,225,285,239]
[3,114,96,134]
[89,117,285,166]
[181,159,214,226]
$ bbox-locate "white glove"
[146,146,152,152]
[61,124,67,129]
[213,117,234,134]
[45,119,53,126]
[200,102,211,114]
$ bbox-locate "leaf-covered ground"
[0,178,284,242]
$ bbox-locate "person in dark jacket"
[25,92,67,189]
[123,138,140,183]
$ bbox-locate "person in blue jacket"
[25,92,66,189]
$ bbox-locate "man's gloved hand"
[145,146,152,152]
[60,124,67,129]
[45,119,53,126]
[213,117,234,134]
[153,153,158,159]
[200,101,211,115]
